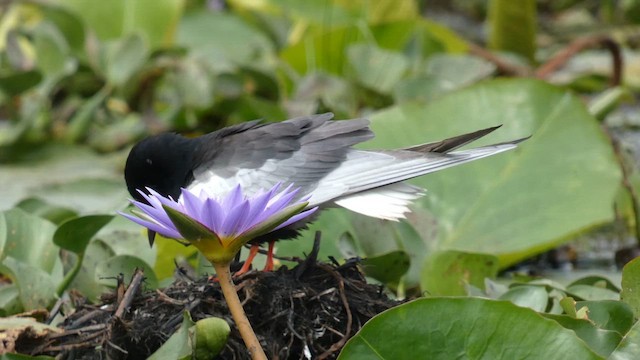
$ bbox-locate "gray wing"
[188,113,374,196]
[188,113,525,220]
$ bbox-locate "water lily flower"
[120,183,317,360]
[120,183,317,265]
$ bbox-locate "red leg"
[235,245,259,276]
[263,241,275,272]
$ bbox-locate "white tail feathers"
[334,183,425,220]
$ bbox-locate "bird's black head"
[124,133,197,202]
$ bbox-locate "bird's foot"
[262,241,275,272]
[233,244,260,276]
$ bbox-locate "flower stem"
[212,262,267,360]
[56,251,85,297]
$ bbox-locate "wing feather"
[186,114,524,220]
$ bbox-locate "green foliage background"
[2,0,640,358]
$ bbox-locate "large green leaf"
[57,0,184,48]
[499,285,549,312]
[148,311,194,360]
[68,239,115,301]
[31,179,127,214]
[346,44,409,94]
[177,11,274,71]
[95,255,158,289]
[609,320,640,360]
[0,209,59,274]
[577,300,635,335]
[0,257,57,311]
[0,144,122,211]
[281,19,465,76]
[544,314,622,357]
[105,33,149,87]
[96,216,156,269]
[421,250,499,296]
[15,198,77,225]
[364,79,620,267]
[621,257,640,317]
[338,297,602,359]
[32,22,76,79]
[360,251,410,285]
[53,215,114,254]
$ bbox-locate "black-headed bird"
[124,113,525,273]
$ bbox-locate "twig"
[467,43,532,77]
[295,231,322,279]
[155,289,189,306]
[316,264,353,360]
[66,308,110,330]
[46,297,65,324]
[114,269,145,318]
[536,35,623,86]
[48,324,107,339]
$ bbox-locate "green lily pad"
[621,257,640,317]
[0,257,57,311]
[58,0,184,48]
[338,297,602,359]
[570,275,621,292]
[0,284,22,316]
[105,33,148,87]
[576,300,635,335]
[346,43,409,94]
[365,78,620,267]
[148,311,194,360]
[95,255,158,289]
[68,239,115,301]
[53,215,114,254]
[361,251,410,285]
[421,250,499,296]
[0,208,59,274]
[0,144,122,211]
[177,11,273,71]
[609,320,640,360]
[15,198,77,225]
[499,285,549,312]
[544,313,622,357]
[567,284,620,301]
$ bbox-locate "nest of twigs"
[13,238,399,359]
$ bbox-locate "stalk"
[212,262,267,360]
[56,251,85,296]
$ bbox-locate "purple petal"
[274,207,318,230]
[220,200,251,237]
[136,189,162,209]
[146,187,183,212]
[202,197,224,233]
[244,186,280,228]
[266,185,300,212]
[129,200,176,230]
[222,184,243,210]
[118,212,181,239]
[180,188,204,220]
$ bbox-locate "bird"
[124,113,526,273]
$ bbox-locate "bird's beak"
[147,230,156,246]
